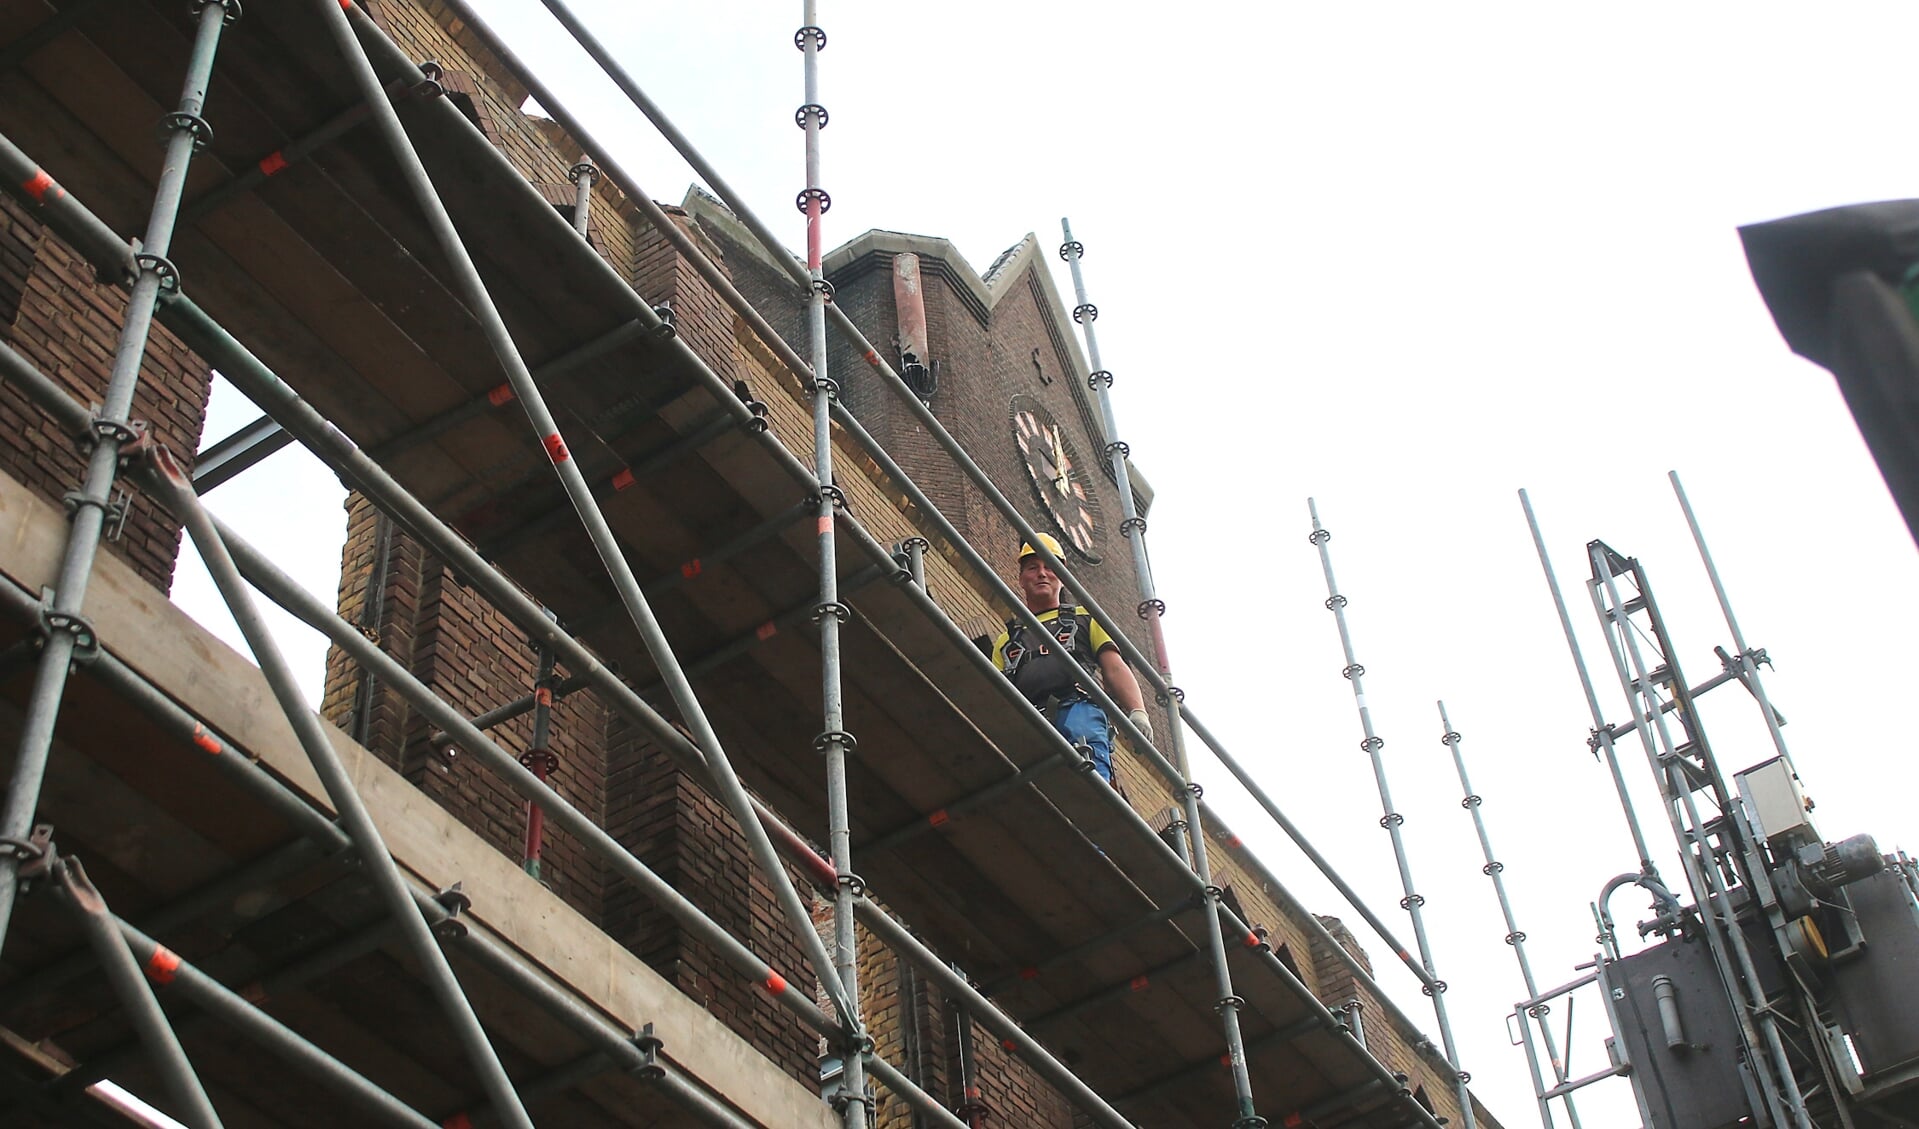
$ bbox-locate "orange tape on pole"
[486,383,515,407]
[257,151,289,177]
[611,467,636,492]
[191,723,222,756]
[541,433,569,463]
[762,971,788,996]
[145,945,182,985]
[22,169,60,203]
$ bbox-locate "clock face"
[1010,394,1101,562]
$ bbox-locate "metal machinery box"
[1611,936,1753,1129]
[1736,757,1812,843]
[1832,867,1919,1095]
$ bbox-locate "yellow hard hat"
[1018,532,1064,561]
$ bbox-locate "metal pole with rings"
[1059,221,1265,1128]
[1309,500,1474,1129]
[0,0,236,959]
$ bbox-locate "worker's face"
[1018,554,1061,610]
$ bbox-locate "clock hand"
[1050,427,1069,493]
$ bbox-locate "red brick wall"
[0,194,212,593]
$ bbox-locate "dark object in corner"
[1742,201,1919,549]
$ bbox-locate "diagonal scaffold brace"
[315,0,860,1036]
[52,851,223,1129]
[140,439,534,1128]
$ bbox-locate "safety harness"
[1001,606,1100,710]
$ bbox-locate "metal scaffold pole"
[320,0,858,1035]
[0,0,235,957]
[1058,222,1264,1128]
[1517,490,1659,875]
[1437,701,1581,1129]
[1309,501,1475,1128]
[1668,472,1793,762]
[144,444,534,1129]
[796,7,870,1125]
[55,854,223,1129]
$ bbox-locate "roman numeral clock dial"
[1010,394,1101,563]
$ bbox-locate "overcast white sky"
[172,4,1919,1125]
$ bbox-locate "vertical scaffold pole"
[1667,473,1792,763]
[1308,501,1473,1128]
[1437,701,1581,1129]
[567,155,595,237]
[320,0,856,1031]
[1057,223,1264,1127]
[521,640,558,879]
[0,0,234,956]
[796,7,868,1127]
[1517,490,1658,876]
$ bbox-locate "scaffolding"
[0,2,1496,1125]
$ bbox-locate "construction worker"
[991,533,1152,785]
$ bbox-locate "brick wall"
[0,193,212,594]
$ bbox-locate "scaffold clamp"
[1342,663,1365,680]
[1309,528,1331,545]
[837,871,865,897]
[1324,594,1347,610]
[1422,978,1448,997]
[133,252,181,294]
[796,187,832,216]
[812,600,851,626]
[431,882,471,940]
[1072,302,1098,324]
[793,25,827,51]
[1088,369,1114,390]
[1441,729,1461,746]
[1378,811,1403,828]
[189,0,242,23]
[411,60,445,99]
[631,1023,665,1080]
[0,824,54,884]
[36,598,99,665]
[1361,736,1384,753]
[567,160,598,184]
[158,111,213,151]
[1057,240,1083,261]
[1461,794,1482,810]
[794,103,829,130]
[812,729,857,756]
[1214,993,1245,1014]
[648,303,677,339]
[1233,1116,1269,1129]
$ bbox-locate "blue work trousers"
[1051,699,1113,784]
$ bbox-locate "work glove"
[1127,708,1153,744]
